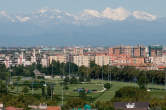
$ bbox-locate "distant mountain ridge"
[0,8,166,46]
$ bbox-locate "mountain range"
[0,7,166,46]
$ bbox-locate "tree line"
[0,60,166,85]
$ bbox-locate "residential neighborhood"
[1,45,166,70]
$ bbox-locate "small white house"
[44,76,52,79]
[0,103,3,110]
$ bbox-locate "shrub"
[104,83,111,90]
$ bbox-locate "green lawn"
[8,78,166,103]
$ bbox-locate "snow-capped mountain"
[0,7,166,46]
[0,7,158,25]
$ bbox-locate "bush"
[64,76,70,83]
[114,86,150,101]
[63,98,87,109]
[70,76,78,84]
[79,89,87,99]
[104,83,111,90]
[22,86,29,94]
[64,85,69,90]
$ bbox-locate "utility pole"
[145,71,147,89]
[102,56,104,81]
[61,64,64,106]
[165,70,166,91]
[9,68,12,84]
[32,82,34,95]
[52,63,53,78]
[109,64,112,84]
[69,62,70,78]
[68,55,71,78]
[51,84,53,100]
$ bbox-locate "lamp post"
[102,56,104,81]
[51,84,54,100]
[32,82,34,95]
[9,68,12,84]
[43,83,47,98]
[165,68,166,91]
[109,63,112,85]
[61,64,64,106]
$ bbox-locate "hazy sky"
[0,0,165,17]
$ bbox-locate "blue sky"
[0,0,165,17]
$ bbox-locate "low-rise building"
[0,103,3,110]
[114,102,149,110]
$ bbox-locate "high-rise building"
[132,45,146,57]
[109,46,132,56]
[148,45,163,57]
[109,45,146,57]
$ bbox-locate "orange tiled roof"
[5,107,17,110]
[158,66,166,69]
[47,106,61,110]
[5,107,23,110]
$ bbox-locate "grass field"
[8,77,166,103]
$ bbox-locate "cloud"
[39,9,48,14]
[0,8,158,24]
[0,10,15,22]
[82,9,101,18]
[16,16,30,22]
[81,7,130,21]
[133,11,157,21]
[81,8,157,21]
[0,10,8,16]
[102,7,130,21]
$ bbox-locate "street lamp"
[43,83,47,87]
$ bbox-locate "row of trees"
[0,94,58,109]
[37,61,166,85]
[1,60,166,85]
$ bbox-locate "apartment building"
[41,54,49,67]
[95,55,110,66]
[109,45,146,57]
[73,47,84,55]
[73,55,91,67]
[49,54,67,64]
[148,45,163,57]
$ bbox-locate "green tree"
[22,86,29,94]
[0,81,7,94]
[47,84,54,98]
[95,101,114,110]
[79,89,87,99]
[137,71,148,89]
[114,86,150,101]
[64,76,70,83]
[70,76,78,84]
[63,98,87,110]
[42,86,46,97]
[104,83,111,90]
